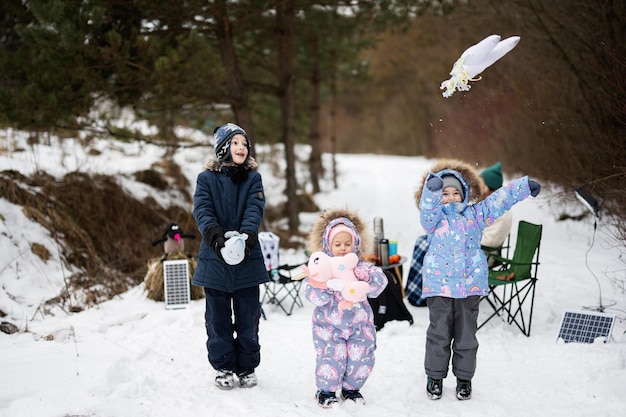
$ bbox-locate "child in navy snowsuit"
[304,208,388,408]
[415,159,540,401]
[192,123,268,391]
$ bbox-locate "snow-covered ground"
[1,130,624,417]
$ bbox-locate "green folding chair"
[481,234,511,269]
[478,221,542,336]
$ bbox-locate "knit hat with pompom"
[213,123,249,162]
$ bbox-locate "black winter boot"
[426,377,443,400]
[341,389,365,404]
[456,379,472,400]
[316,390,338,408]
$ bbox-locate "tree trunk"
[214,1,255,146]
[276,0,299,232]
[308,36,323,194]
[330,57,338,190]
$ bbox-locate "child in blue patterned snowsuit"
[304,208,388,408]
[415,159,540,401]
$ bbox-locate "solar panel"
[556,309,615,343]
[163,259,191,309]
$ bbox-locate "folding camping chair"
[258,232,304,316]
[262,264,305,316]
[478,220,542,337]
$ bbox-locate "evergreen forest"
[1,0,624,240]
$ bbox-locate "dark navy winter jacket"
[191,158,269,292]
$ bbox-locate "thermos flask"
[380,239,389,267]
[373,217,384,262]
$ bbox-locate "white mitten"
[220,231,248,265]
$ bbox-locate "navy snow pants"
[204,285,262,375]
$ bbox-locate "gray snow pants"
[424,296,480,381]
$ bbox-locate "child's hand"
[203,226,226,261]
[426,173,443,192]
[354,265,370,281]
[242,231,257,261]
[528,179,541,197]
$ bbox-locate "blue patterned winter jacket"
[419,169,531,299]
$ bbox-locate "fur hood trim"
[414,158,486,207]
[306,207,374,257]
[203,156,258,172]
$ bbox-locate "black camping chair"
[478,220,543,337]
[261,264,305,316]
[258,231,305,316]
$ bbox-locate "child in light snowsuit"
[406,161,514,307]
[304,208,388,408]
[415,159,540,401]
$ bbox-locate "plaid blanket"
[405,234,430,306]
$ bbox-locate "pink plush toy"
[336,280,372,312]
[302,251,335,289]
[303,251,371,311]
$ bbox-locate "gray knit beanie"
[442,175,465,200]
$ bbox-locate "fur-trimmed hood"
[306,207,374,258]
[414,158,486,208]
[203,156,258,172]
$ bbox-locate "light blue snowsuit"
[420,169,532,299]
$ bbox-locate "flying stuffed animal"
[440,34,520,98]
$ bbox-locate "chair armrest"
[489,255,539,268]
[489,254,510,264]
[276,263,306,281]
